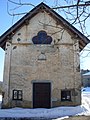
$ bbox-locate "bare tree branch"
[7,0,90,39]
[8,0,35,7]
[52,2,90,9]
[76,0,80,18]
[7,1,28,16]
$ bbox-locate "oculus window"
[32,31,52,44]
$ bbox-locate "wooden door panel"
[33,83,51,108]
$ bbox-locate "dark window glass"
[32,31,52,44]
[61,90,71,101]
[13,90,22,100]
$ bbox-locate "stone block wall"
[2,11,81,108]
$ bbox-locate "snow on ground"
[0,88,90,119]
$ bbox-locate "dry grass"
[64,116,90,120]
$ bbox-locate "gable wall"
[12,12,72,44]
[2,11,81,108]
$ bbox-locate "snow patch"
[0,87,90,119]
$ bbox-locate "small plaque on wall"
[38,52,46,60]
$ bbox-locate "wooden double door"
[33,82,51,108]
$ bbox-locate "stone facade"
[1,3,84,108]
